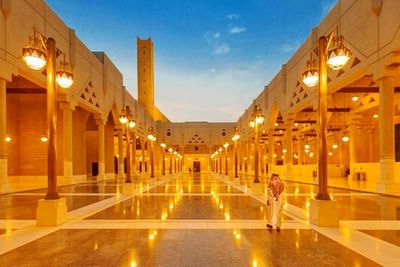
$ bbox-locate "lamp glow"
[40,135,48,142]
[56,70,73,88]
[5,135,12,142]
[128,119,136,129]
[22,48,47,70]
[342,136,349,142]
[302,69,319,87]
[326,44,351,70]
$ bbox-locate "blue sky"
[46,0,336,122]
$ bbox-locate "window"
[195,146,199,151]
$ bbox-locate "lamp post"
[302,30,351,200]
[119,106,136,183]
[147,127,156,178]
[223,142,229,176]
[232,128,240,178]
[22,28,74,200]
[160,143,166,176]
[249,105,265,183]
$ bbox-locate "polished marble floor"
[0,173,399,266]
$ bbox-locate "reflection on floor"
[0,173,399,266]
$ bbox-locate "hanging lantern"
[40,135,48,142]
[56,54,74,88]
[341,135,349,142]
[22,30,47,70]
[5,134,12,143]
[128,119,136,129]
[326,35,351,70]
[302,58,318,87]
[119,107,128,124]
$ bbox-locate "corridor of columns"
[1,0,400,266]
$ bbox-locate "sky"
[45,0,336,122]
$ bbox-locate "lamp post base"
[36,198,68,226]
[309,199,338,227]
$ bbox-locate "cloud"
[155,61,270,122]
[227,14,240,20]
[214,43,230,54]
[229,26,246,34]
[204,31,230,55]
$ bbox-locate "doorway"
[193,161,201,173]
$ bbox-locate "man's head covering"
[268,173,284,200]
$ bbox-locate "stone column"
[61,104,74,180]
[267,129,274,174]
[132,133,137,177]
[285,120,294,179]
[96,119,105,179]
[349,123,357,179]
[0,79,7,185]
[141,140,145,174]
[378,77,398,192]
[368,129,375,163]
[117,129,124,178]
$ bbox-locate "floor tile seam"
[311,226,400,266]
[339,220,400,230]
[65,178,169,223]
[11,193,119,196]
[0,225,59,255]
[60,221,308,230]
[0,177,118,196]
[217,176,307,223]
[354,229,400,248]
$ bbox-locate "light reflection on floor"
[0,173,398,266]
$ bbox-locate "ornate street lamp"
[22,28,74,201]
[249,104,264,183]
[231,128,241,178]
[302,28,351,200]
[147,127,157,178]
[119,107,128,124]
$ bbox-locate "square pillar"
[349,123,358,179]
[132,132,137,177]
[267,129,274,175]
[285,120,294,178]
[61,103,74,180]
[117,129,124,178]
[377,77,399,193]
[96,119,106,179]
[0,79,7,187]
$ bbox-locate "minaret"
[137,37,154,113]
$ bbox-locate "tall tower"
[137,37,154,112]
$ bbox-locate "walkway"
[0,174,399,266]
